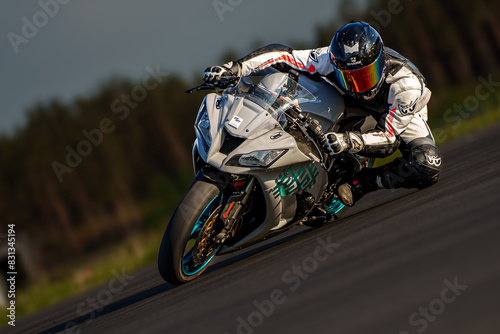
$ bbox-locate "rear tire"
[158,179,223,285]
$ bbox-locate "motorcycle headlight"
[237,149,287,167]
[195,98,211,153]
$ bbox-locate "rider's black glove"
[324,132,364,155]
[203,62,239,88]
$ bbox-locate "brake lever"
[185,84,218,94]
[185,76,239,94]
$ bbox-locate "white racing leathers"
[226,44,441,188]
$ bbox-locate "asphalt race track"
[4,123,500,334]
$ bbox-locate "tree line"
[0,76,201,271]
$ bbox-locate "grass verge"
[0,225,166,325]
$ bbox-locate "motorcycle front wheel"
[158,179,223,285]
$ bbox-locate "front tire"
[158,179,223,284]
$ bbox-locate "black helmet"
[329,21,386,100]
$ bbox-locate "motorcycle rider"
[203,21,441,206]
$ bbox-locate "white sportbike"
[158,69,372,284]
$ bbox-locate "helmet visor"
[331,50,385,93]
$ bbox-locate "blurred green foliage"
[0,75,204,273]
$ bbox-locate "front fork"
[214,177,256,244]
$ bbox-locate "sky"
[0,0,347,135]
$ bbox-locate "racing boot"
[337,168,381,206]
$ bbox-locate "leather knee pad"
[376,144,441,190]
[409,144,441,188]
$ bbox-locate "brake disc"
[193,205,222,265]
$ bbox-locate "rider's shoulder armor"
[384,48,427,86]
[346,48,428,116]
